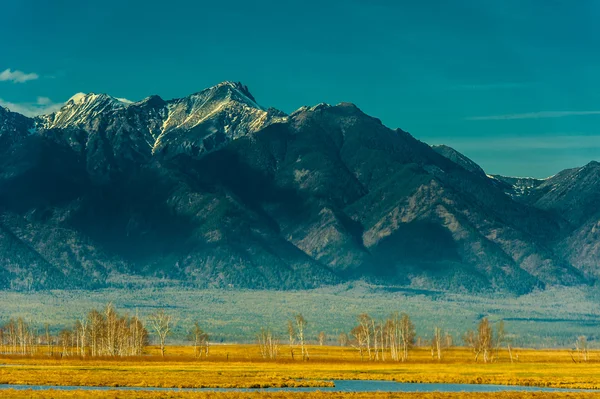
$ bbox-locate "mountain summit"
[0,82,596,292]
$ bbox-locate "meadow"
[2,392,600,399]
[2,345,600,393]
[3,392,600,399]
[2,284,600,398]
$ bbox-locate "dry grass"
[1,391,600,399]
[1,345,600,392]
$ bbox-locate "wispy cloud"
[0,68,39,83]
[466,111,600,121]
[0,97,63,117]
[438,134,600,151]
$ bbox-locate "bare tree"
[0,304,148,358]
[16,318,29,355]
[257,328,279,360]
[350,325,366,361]
[129,313,149,356]
[59,329,72,357]
[398,313,415,362]
[371,318,380,361]
[188,322,209,359]
[87,309,103,357]
[318,331,326,346]
[104,303,118,356]
[431,327,443,360]
[357,313,373,360]
[295,314,309,361]
[44,323,54,356]
[575,336,589,362]
[385,314,399,361]
[464,318,493,363]
[5,319,17,354]
[350,312,416,362]
[148,309,173,358]
[287,320,296,359]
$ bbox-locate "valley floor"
[2,392,599,399]
[2,346,600,398]
[2,284,600,397]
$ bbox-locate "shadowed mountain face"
[0,82,595,293]
[492,163,600,280]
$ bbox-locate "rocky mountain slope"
[491,163,600,279]
[0,82,596,293]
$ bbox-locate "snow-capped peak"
[116,97,133,104]
[68,92,87,104]
[150,82,285,157]
[65,92,133,109]
[185,81,263,111]
[41,92,132,129]
[65,92,132,107]
[26,82,286,161]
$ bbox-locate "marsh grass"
[2,346,600,391]
[1,391,600,399]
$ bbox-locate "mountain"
[492,162,600,279]
[489,175,545,198]
[432,145,486,177]
[0,82,595,293]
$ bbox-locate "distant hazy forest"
[0,283,599,348]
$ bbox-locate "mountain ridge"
[0,82,597,293]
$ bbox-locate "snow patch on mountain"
[68,92,87,104]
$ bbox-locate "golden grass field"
[2,345,600,398]
[2,392,600,399]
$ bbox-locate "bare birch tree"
[295,314,308,360]
[398,313,415,362]
[44,323,53,356]
[149,309,173,358]
[431,327,443,360]
[357,313,373,360]
[318,331,326,346]
[350,325,366,361]
[188,322,209,359]
[575,336,589,362]
[257,328,279,360]
[464,317,493,363]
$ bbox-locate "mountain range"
[0,81,598,293]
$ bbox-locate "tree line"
[258,313,512,363]
[0,305,550,364]
[0,304,208,358]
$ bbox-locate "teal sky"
[2,0,600,177]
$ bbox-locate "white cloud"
[0,97,63,117]
[466,111,600,121]
[36,96,52,105]
[0,68,39,83]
